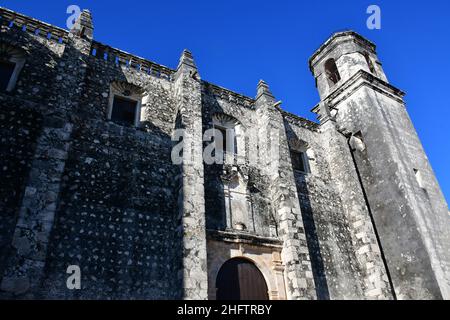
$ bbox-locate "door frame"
[207,239,287,300]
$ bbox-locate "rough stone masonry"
[0,7,449,300]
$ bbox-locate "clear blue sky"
[2,0,449,205]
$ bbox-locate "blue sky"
[2,0,449,205]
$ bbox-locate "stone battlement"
[0,7,68,44]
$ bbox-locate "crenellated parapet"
[281,110,320,132]
[90,41,175,81]
[202,81,255,109]
[0,7,68,44]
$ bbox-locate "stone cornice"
[311,70,405,117]
[202,81,255,109]
[309,31,377,72]
[280,109,320,132]
[0,7,68,44]
[90,40,175,81]
[207,229,283,248]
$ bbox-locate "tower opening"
[324,58,341,86]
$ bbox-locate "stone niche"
[207,231,287,300]
[221,166,252,231]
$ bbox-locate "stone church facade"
[0,7,449,300]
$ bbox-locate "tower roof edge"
[308,30,376,70]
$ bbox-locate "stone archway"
[216,257,269,300]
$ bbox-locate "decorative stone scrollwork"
[110,80,146,97]
[107,81,147,127]
[212,113,241,128]
[288,137,309,152]
[0,42,27,61]
[220,164,248,184]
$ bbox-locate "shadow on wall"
[200,85,278,237]
[0,27,62,297]
[201,85,228,231]
[284,121,330,300]
[1,22,184,299]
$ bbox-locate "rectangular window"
[291,151,308,173]
[0,60,16,92]
[110,96,137,126]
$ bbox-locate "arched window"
[216,258,269,300]
[324,58,341,86]
[212,113,241,164]
[0,42,26,92]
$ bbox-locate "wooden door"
[216,258,269,300]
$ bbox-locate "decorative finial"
[177,49,197,71]
[256,79,274,100]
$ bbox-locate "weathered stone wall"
[334,84,450,299]
[0,20,73,298]
[284,114,368,299]
[80,52,176,135]
[0,15,65,223]
[201,82,275,237]
[0,98,43,284]
[41,119,180,299]
[0,10,183,299]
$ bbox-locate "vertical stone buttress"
[173,50,208,299]
[0,11,93,297]
[318,103,394,299]
[255,80,316,300]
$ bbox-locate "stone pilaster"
[0,11,93,298]
[173,50,208,300]
[255,80,316,300]
[318,104,393,300]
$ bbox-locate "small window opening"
[0,60,16,92]
[291,150,309,173]
[325,58,341,86]
[110,96,138,126]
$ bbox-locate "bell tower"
[311,31,388,101]
[310,31,450,299]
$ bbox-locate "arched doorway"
[216,258,269,300]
